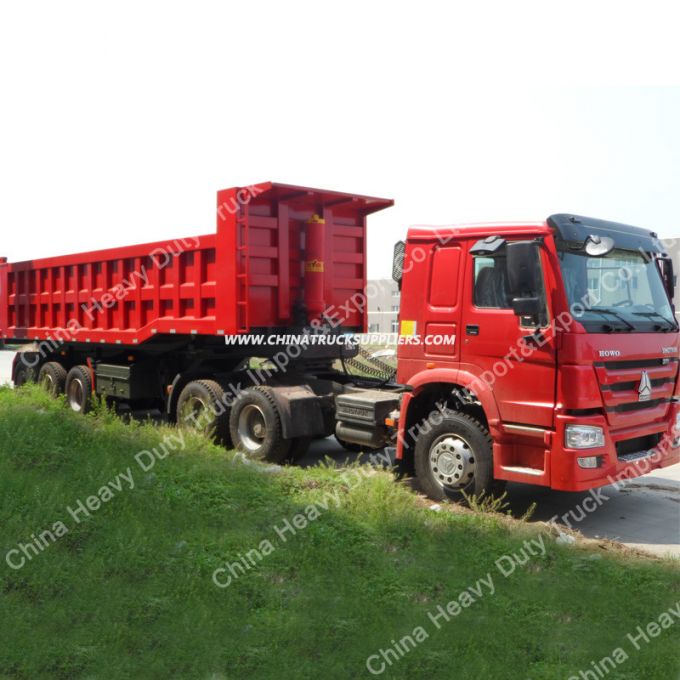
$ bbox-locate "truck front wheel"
[229,387,291,463]
[414,411,496,502]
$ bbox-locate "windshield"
[558,248,677,332]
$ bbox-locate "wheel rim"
[238,404,267,453]
[180,396,208,428]
[429,434,476,490]
[68,378,85,412]
[41,372,55,394]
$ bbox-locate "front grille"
[606,398,670,413]
[594,357,678,425]
[596,358,674,370]
[606,377,672,392]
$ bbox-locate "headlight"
[565,425,604,449]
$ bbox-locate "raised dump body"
[0,182,393,346]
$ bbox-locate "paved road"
[2,349,679,558]
[503,466,680,559]
[302,437,680,559]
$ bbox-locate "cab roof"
[407,221,549,242]
[406,214,665,254]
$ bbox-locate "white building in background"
[367,279,400,334]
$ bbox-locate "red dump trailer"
[0,182,392,344]
[1,182,396,462]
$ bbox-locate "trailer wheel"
[229,387,291,463]
[13,362,36,387]
[38,362,67,396]
[65,365,93,413]
[414,411,496,502]
[176,380,232,447]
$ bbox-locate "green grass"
[0,386,679,679]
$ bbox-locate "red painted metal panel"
[0,183,393,347]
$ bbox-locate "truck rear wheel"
[229,387,291,463]
[176,379,232,447]
[414,411,496,502]
[38,362,67,396]
[65,365,93,413]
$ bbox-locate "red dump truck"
[2,182,680,500]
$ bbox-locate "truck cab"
[387,214,680,499]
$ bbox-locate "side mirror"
[506,240,539,296]
[511,296,541,317]
[392,241,405,286]
[658,256,675,304]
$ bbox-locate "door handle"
[466,324,480,336]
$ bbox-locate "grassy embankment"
[0,385,679,679]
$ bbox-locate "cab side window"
[473,256,511,308]
[473,251,549,327]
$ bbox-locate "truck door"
[460,241,556,428]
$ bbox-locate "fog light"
[577,456,602,469]
[565,425,605,449]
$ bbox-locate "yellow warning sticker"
[400,320,416,336]
[305,260,324,273]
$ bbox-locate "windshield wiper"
[588,308,635,332]
[632,311,678,332]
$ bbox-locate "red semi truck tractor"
[2,182,680,501]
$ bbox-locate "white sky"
[1,1,680,278]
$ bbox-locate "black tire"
[65,365,93,413]
[229,387,291,463]
[38,362,67,396]
[176,379,232,447]
[414,411,497,502]
[13,362,36,387]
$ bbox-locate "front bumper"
[550,401,680,491]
